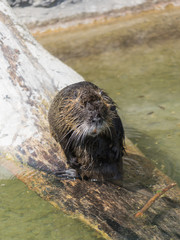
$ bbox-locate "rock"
[7,0,78,7]
[33,0,65,8]
[8,0,180,34]
[7,0,32,7]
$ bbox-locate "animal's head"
[60,82,118,139]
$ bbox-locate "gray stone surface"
[8,0,63,7]
[8,0,146,8]
[7,0,147,29]
[8,0,180,32]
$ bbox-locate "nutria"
[48,81,125,182]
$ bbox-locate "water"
[0,168,104,240]
[35,7,180,185]
[76,40,180,184]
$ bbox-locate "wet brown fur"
[48,81,125,181]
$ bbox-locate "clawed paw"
[55,168,79,180]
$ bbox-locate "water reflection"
[125,126,180,183]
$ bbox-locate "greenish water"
[0,168,104,240]
[36,8,180,185]
[68,39,180,185]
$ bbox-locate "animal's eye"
[110,105,116,111]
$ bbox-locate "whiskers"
[57,111,113,154]
[63,123,89,151]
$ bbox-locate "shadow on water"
[125,126,180,184]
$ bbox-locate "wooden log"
[0,1,180,239]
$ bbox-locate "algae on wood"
[0,1,180,239]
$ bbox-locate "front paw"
[55,168,79,180]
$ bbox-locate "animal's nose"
[92,116,102,125]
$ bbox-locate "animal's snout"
[92,115,103,125]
